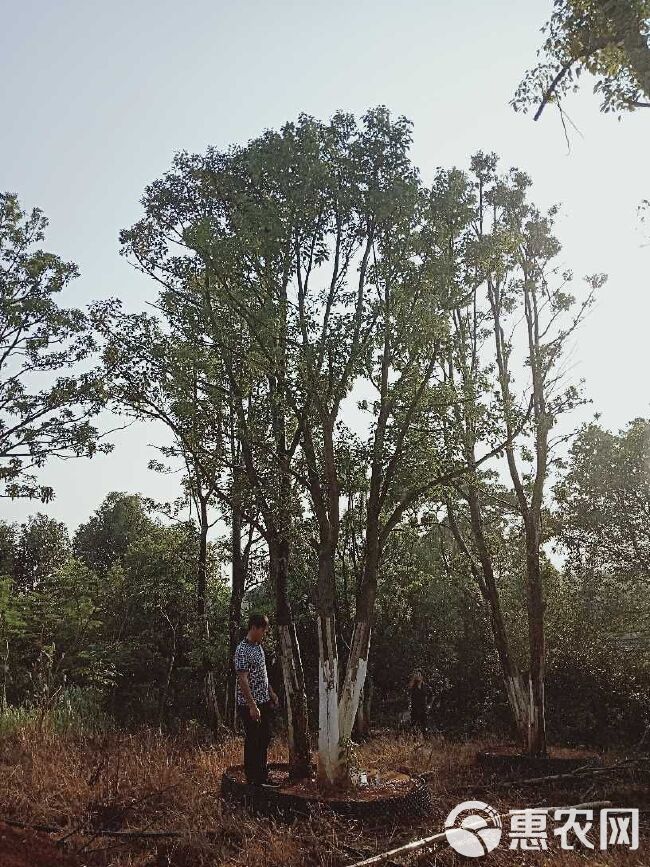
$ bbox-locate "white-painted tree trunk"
[338,620,371,742]
[317,614,343,786]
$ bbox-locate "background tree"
[0,193,110,502]
[74,492,229,728]
[100,310,234,732]
[73,491,152,573]
[554,418,650,580]
[549,418,650,743]
[0,574,25,714]
[427,158,532,743]
[13,514,70,590]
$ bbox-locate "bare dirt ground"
[0,823,79,867]
[0,726,647,866]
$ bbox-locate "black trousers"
[237,702,273,784]
[411,706,428,735]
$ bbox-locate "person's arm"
[237,671,261,721]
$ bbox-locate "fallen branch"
[58,785,181,846]
[418,756,649,790]
[345,801,612,867]
[450,756,649,793]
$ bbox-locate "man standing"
[235,613,280,786]
[408,669,431,736]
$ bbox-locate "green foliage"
[73,491,155,574]
[13,513,70,589]
[1,493,229,730]
[554,418,650,582]
[547,419,650,742]
[0,687,112,737]
[545,567,650,744]
[514,0,650,116]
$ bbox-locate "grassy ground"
[0,725,647,866]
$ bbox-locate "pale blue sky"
[1,0,648,531]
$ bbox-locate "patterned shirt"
[234,637,270,706]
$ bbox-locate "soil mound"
[221,762,432,819]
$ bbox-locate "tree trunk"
[480,577,530,742]
[525,521,547,756]
[339,619,372,742]
[277,621,310,778]
[271,538,311,779]
[355,674,373,740]
[204,670,221,731]
[488,270,550,758]
[339,515,379,744]
[317,610,343,786]
[468,521,530,743]
[505,671,531,745]
[462,487,531,745]
[482,576,531,745]
[0,638,8,714]
[197,495,221,734]
[315,535,346,787]
[158,621,176,731]
[225,491,246,730]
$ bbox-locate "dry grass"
[0,724,647,866]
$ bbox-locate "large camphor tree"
[118,110,461,785]
[120,108,596,778]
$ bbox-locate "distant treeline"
[1,415,648,746]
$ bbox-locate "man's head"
[247,612,270,643]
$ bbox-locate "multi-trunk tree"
[119,109,604,777]
[119,148,312,777]
[435,153,603,755]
